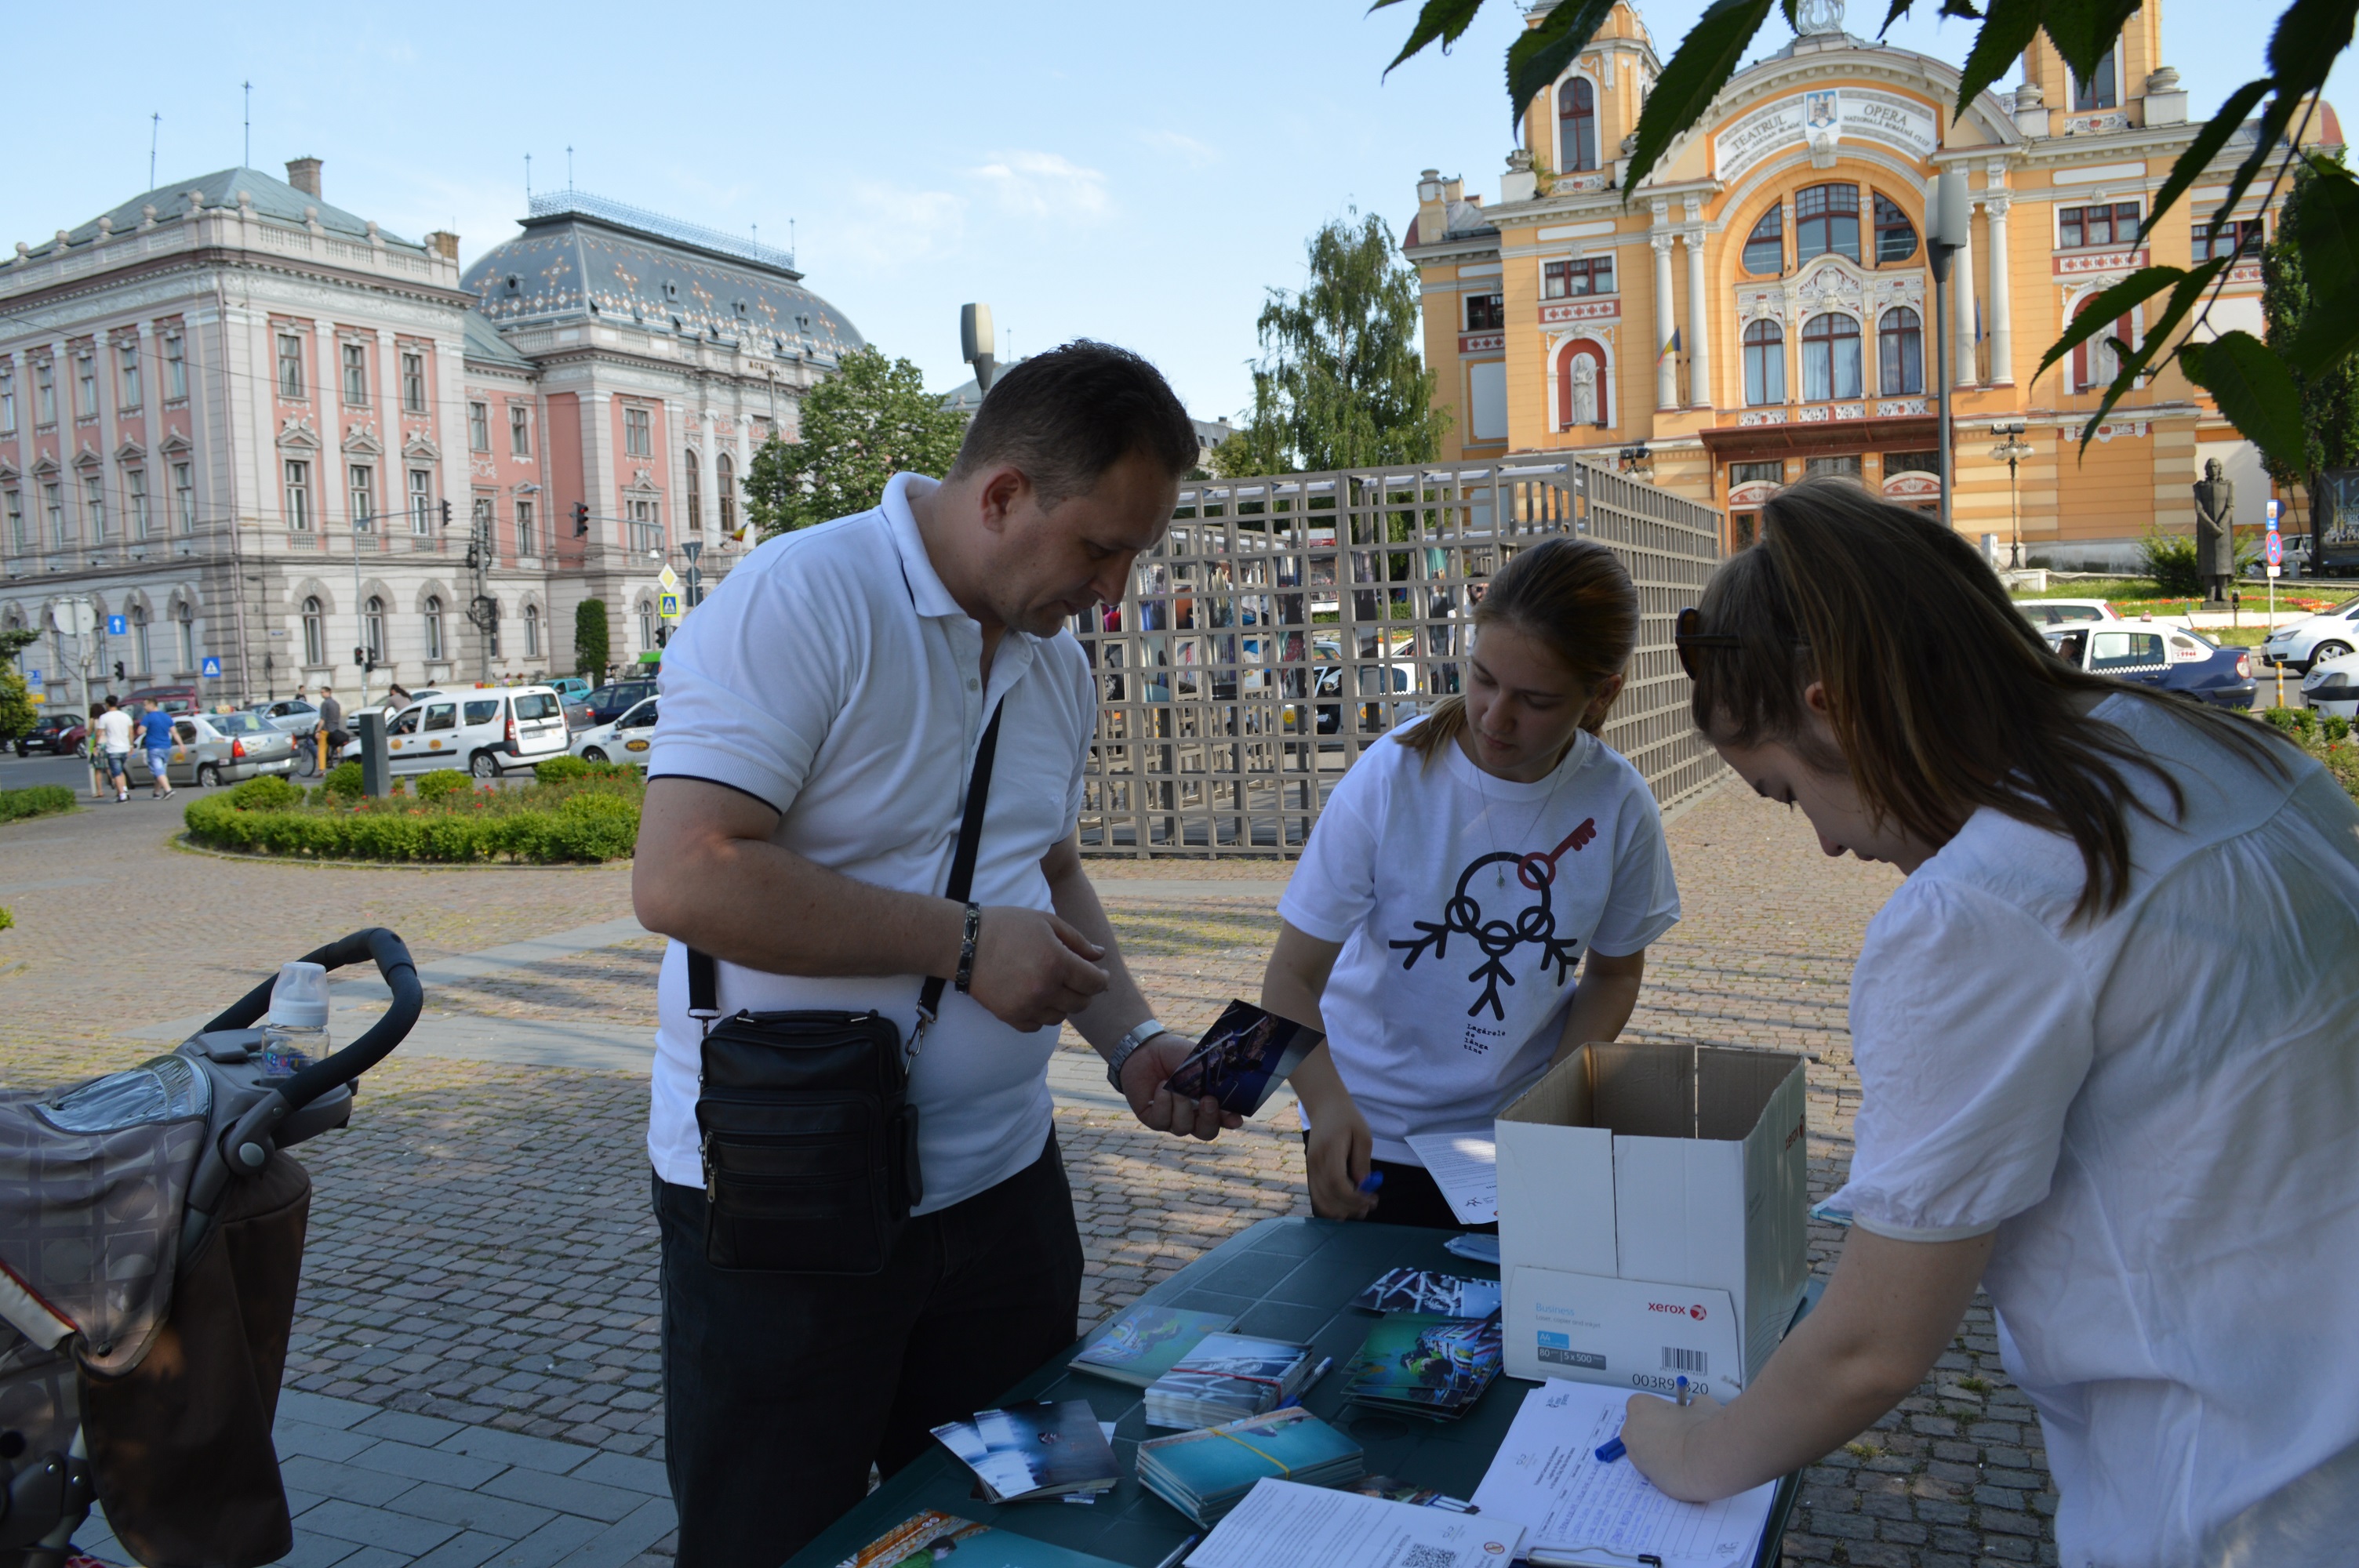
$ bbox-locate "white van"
[340,684,571,779]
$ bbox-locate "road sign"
[659,592,682,619]
[2267,532,2284,567]
[658,564,680,591]
[200,655,223,678]
[105,614,126,637]
[24,670,40,688]
[2268,499,2282,528]
[2268,564,2282,579]
[682,539,704,564]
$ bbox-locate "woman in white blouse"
[1626,479,2359,1567]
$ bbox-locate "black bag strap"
[686,698,1007,1046]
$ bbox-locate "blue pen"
[1357,1171,1385,1194]
[1598,1376,1693,1462]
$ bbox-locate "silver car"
[129,710,299,789]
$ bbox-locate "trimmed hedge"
[533,755,635,785]
[416,769,472,800]
[0,786,76,824]
[184,781,642,863]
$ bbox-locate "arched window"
[1743,321,1787,406]
[1877,307,1924,394]
[1801,313,1863,401]
[2073,46,2118,111]
[638,598,656,651]
[1559,77,1598,173]
[1743,205,1784,274]
[717,452,737,536]
[2071,296,2134,391]
[301,597,325,666]
[175,600,195,671]
[1795,184,1861,264]
[131,603,151,675]
[1872,194,1918,263]
[684,450,703,533]
[423,596,445,662]
[524,601,541,658]
[363,596,385,663]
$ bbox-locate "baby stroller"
[0,929,420,1568]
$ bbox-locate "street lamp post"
[1928,173,1972,534]
[1988,422,2034,569]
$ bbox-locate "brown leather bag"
[81,1152,310,1568]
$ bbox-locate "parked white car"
[2301,648,2359,717]
[339,684,570,778]
[2259,599,2359,672]
[2013,598,2122,627]
[572,695,656,767]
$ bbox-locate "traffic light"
[113,661,125,680]
[655,623,670,648]
[465,542,480,571]
[440,499,453,530]
[572,502,590,538]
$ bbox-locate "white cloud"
[817,180,970,270]
[968,151,1110,220]
[1139,129,1218,168]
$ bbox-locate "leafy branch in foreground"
[1375,0,2359,472]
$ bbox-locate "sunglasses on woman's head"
[1674,607,1743,681]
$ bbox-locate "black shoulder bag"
[686,700,1005,1276]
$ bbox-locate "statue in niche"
[2192,457,2236,604]
[1568,354,1599,427]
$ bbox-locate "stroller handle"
[201,927,422,1110]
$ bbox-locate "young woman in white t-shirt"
[1623,478,2359,1566]
[1261,537,1681,1228]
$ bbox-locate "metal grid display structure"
[1072,457,1725,857]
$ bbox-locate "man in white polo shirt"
[632,341,1235,1562]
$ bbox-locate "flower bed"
[183,771,642,863]
[2262,707,2359,801]
[0,786,75,826]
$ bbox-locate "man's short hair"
[947,340,1198,507]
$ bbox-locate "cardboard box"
[1502,1265,1745,1402]
[1496,1041,1808,1384]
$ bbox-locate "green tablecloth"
[787,1216,1803,1567]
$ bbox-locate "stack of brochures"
[929,1399,1121,1504]
[1067,1303,1237,1387]
[1339,1312,1505,1421]
[1350,1267,1502,1318]
[831,1508,1126,1567]
[1135,1407,1365,1525]
[1143,1333,1318,1429]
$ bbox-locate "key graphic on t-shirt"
[1390,818,1598,1021]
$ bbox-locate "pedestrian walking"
[315,686,345,774]
[1260,537,1680,1230]
[138,702,176,800]
[82,702,107,800]
[1620,477,2359,1565]
[631,342,1227,1563]
[93,696,133,804]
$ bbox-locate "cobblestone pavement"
[0,778,2061,1566]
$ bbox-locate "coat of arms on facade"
[1805,89,1839,132]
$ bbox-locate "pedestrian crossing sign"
[659,592,682,620]
[200,656,223,678]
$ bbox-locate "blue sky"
[0,1,2336,424]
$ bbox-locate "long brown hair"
[1688,477,2292,920]
[1399,535,1637,764]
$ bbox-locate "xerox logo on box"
[1645,1301,1707,1319]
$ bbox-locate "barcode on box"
[1401,1547,1458,1568]
[1661,1346,1708,1374]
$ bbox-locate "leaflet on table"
[1070,1304,1239,1387]
[1403,1132,1499,1224]
[1467,1379,1776,1568]
[929,1400,1119,1503]
[1351,1266,1502,1319]
[1503,1265,1745,1403]
[1184,1477,1525,1568]
[832,1508,1125,1567]
[1165,1000,1321,1116]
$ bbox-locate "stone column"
[1683,197,1711,410]
[1652,226,1678,412]
[1954,189,1979,386]
[1985,162,2014,386]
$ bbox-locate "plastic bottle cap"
[267,960,330,1029]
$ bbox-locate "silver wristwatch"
[1106,1018,1168,1093]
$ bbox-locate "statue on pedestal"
[1568,354,1599,427]
[2193,458,2236,604]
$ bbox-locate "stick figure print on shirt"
[1390,818,1598,1021]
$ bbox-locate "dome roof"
[460,193,862,365]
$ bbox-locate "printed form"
[1469,1381,1776,1567]
[1186,1478,1525,1568]
[1404,1133,1498,1225]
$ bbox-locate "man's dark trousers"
[656,1132,1085,1565]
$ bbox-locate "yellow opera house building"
[1404,0,2342,564]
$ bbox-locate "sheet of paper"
[1405,1133,1499,1224]
[1469,1380,1776,1568]
[1187,1478,1525,1568]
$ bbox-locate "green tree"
[1376,0,2354,474]
[743,346,968,536]
[2262,154,2359,528]
[0,628,35,745]
[1216,211,1448,477]
[573,599,609,681]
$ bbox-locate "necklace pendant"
[1495,866,1507,887]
